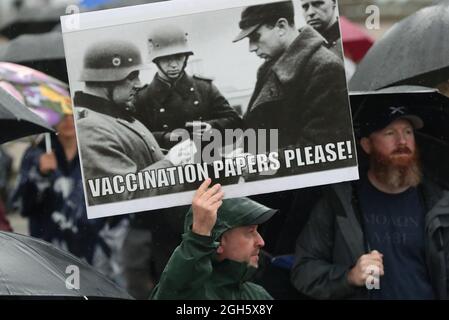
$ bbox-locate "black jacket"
[291,179,449,299]
[321,20,343,59]
[135,72,242,149]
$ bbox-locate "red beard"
[370,145,422,189]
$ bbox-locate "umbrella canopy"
[350,85,449,188]
[0,31,67,82]
[0,231,132,299]
[349,2,449,91]
[0,62,72,127]
[0,86,53,144]
[0,5,69,40]
[0,31,64,62]
[340,16,374,63]
[350,86,449,143]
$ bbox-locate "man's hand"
[39,152,57,175]
[185,121,212,138]
[165,139,197,166]
[166,131,186,144]
[191,178,224,236]
[348,250,384,287]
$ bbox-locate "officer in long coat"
[233,1,353,176]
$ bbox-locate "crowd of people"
[1,0,448,300]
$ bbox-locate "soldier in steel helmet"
[74,40,196,205]
[134,25,242,150]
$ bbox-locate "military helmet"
[148,25,194,62]
[79,41,145,82]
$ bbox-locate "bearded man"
[291,105,449,300]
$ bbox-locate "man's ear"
[217,234,227,255]
[275,18,289,35]
[360,137,372,155]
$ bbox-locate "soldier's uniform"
[73,41,181,205]
[74,92,174,206]
[134,25,242,149]
[320,20,343,59]
[135,72,242,149]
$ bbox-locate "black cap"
[233,1,294,43]
[359,105,424,137]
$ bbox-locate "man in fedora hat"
[292,104,449,299]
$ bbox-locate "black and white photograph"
[61,0,358,219]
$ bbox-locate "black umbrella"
[0,31,64,62]
[0,231,133,299]
[350,85,449,188]
[349,2,449,91]
[0,31,67,83]
[0,5,68,40]
[351,86,449,142]
[0,86,53,144]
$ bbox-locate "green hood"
[184,197,277,241]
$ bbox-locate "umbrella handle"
[45,133,52,153]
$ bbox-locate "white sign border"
[86,166,359,219]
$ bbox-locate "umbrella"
[0,5,69,40]
[351,86,449,143]
[350,85,449,189]
[0,86,53,144]
[0,231,133,299]
[349,2,449,91]
[339,16,374,63]
[0,31,64,62]
[0,31,67,83]
[0,62,72,128]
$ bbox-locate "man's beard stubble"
[370,145,422,190]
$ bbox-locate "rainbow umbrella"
[0,62,72,150]
[0,62,72,128]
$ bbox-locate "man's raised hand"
[191,178,224,236]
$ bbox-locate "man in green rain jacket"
[151,179,276,300]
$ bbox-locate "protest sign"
[61,0,358,218]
